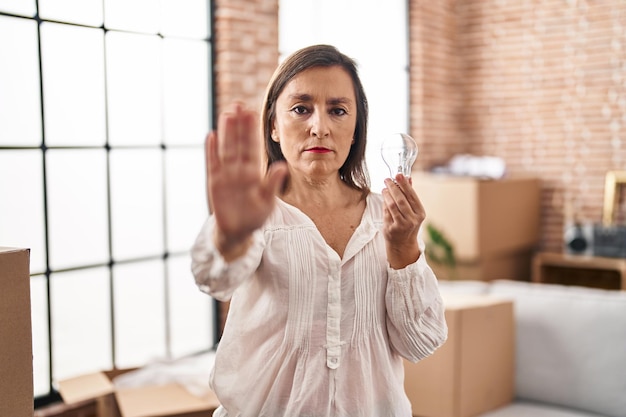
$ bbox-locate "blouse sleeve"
[190,216,265,301]
[385,251,448,363]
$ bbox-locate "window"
[278,0,410,192]
[0,0,215,406]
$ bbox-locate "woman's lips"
[306,147,331,153]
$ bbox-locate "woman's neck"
[281,173,358,210]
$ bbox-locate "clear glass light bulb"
[380,133,419,178]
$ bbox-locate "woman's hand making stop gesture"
[205,103,288,261]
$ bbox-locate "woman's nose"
[310,111,330,138]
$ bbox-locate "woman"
[191,44,447,417]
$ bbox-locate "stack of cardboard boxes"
[412,173,541,281]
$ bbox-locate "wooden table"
[532,252,626,290]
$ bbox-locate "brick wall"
[213,0,280,115]
[409,0,465,171]
[410,0,626,253]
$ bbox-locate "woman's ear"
[271,128,279,142]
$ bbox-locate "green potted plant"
[424,223,457,280]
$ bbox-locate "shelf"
[532,252,626,290]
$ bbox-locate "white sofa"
[436,279,626,417]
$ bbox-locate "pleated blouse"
[191,192,448,417]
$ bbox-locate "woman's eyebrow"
[328,97,353,105]
[287,94,353,105]
[288,93,313,102]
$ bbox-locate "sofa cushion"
[479,401,608,417]
[436,279,491,295]
[488,280,626,417]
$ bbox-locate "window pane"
[50,267,112,381]
[106,32,162,146]
[46,149,109,270]
[0,0,36,16]
[0,16,41,146]
[165,148,207,253]
[163,38,210,146]
[104,0,159,34]
[161,0,209,39]
[168,254,213,358]
[0,151,46,274]
[31,276,50,397]
[113,260,166,368]
[38,0,103,27]
[41,23,106,147]
[110,149,164,261]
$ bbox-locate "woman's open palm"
[205,104,288,251]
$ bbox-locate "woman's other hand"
[382,174,425,269]
[205,103,288,261]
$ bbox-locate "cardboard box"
[58,368,220,417]
[0,247,33,417]
[413,173,541,280]
[404,294,515,417]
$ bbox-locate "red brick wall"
[410,0,626,253]
[409,0,465,170]
[213,0,280,115]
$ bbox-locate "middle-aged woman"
[191,44,448,417]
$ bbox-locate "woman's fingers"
[382,175,426,239]
[217,103,260,166]
[383,179,410,223]
[384,176,424,217]
[204,131,219,213]
[206,102,278,223]
[205,131,219,173]
[238,108,260,163]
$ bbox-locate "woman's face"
[272,65,358,181]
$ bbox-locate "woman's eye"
[292,106,308,115]
[331,108,347,116]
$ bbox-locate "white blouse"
[191,192,448,417]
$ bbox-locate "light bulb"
[380,133,418,178]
